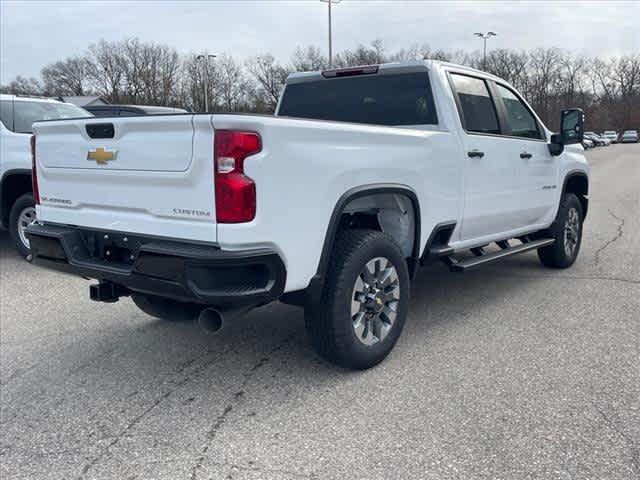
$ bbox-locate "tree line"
[2,37,639,132]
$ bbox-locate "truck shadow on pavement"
[1,228,557,384]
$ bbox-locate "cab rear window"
[278,72,438,126]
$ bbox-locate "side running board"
[441,238,555,272]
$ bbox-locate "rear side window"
[450,74,500,135]
[494,83,543,139]
[278,72,438,126]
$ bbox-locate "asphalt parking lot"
[1,144,638,480]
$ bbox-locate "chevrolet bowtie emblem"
[87,147,117,165]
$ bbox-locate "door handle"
[520,152,533,159]
[468,150,484,158]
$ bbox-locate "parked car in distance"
[84,104,188,117]
[584,132,606,146]
[582,137,595,149]
[0,94,91,256]
[620,130,639,143]
[603,130,619,143]
[28,60,590,369]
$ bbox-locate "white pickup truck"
[27,60,589,369]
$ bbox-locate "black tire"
[131,293,201,322]
[537,193,584,269]
[9,193,35,257]
[305,229,410,370]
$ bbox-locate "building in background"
[57,95,109,107]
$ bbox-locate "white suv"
[0,94,90,255]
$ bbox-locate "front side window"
[13,101,90,134]
[494,83,543,140]
[450,73,500,135]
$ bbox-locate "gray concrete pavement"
[1,144,638,480]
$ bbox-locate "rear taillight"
[214,130,261,223]
[30,135,40,205]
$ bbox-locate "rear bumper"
[26,223,286,308]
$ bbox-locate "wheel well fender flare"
[1,169,32,227]
[561,170,589,218]
[307,184,421,305]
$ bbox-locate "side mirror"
[548,134,564,156]
[548,108,584,156]
[560,108,584,145]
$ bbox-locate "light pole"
[474,32,497,69]
[196,54,216,112]
[320,0,341,67]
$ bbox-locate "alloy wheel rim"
[17,206,36,250]
[350,257,400,346]
[563,207,580,257]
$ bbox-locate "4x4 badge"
[87,147,117,165]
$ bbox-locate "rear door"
[448,72,527,241]
[33,115,218,243]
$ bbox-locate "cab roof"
[286,59,502,84]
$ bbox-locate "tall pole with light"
[320,0,341,67]
[473,32,497,69]
[196,54,216,112]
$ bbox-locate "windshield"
[12,100,91,133]
[278,71,438,126]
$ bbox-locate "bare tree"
[291,46,327,72]
[484,49,529,93]
[134,41,181,105]
[388,44,422,62]
[527,48,563,122]
[41,56,91,96]
[0,76,43,96]
[181,54,211,112]
[215,54,250,111]
[558,54,588,105]
[87,39,127,102]
[334,40,387,67]
[246,54,290,111]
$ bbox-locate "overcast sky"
[1,0,638,83]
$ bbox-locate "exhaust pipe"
[197,306,254,334]
[198,308,224,334]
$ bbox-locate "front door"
[490,81,558,227]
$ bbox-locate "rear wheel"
[305,229,410,369]
[538,193,584,268]
[9,193,35,257]
[131,293,201,322]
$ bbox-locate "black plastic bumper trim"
[26,223,286,308]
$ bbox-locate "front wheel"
[305,229,410,370]
[9,193,35,257]
[538,193,584,268]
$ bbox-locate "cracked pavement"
[1,144,639,479]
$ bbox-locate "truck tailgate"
[33,115,217,243]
